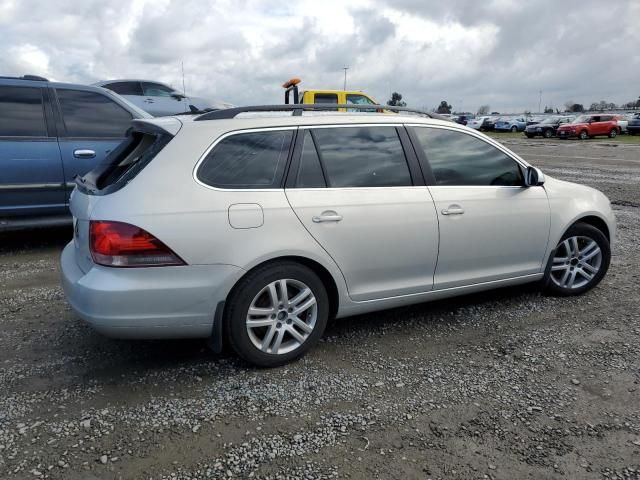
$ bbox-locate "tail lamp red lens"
[89,221,185,267]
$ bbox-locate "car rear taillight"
[89,221,185,267]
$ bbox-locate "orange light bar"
[282,78,301,88]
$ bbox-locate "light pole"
[538,90,542,113]
[343,66,349,91]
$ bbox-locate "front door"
[410,126,550,290]
[0,85,65,217]
[53,88,133,203]
[286,126,439,301]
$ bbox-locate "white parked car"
[61,105,615,366]
[466,116,490,130]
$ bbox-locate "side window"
[197,130,293,189]
[295,131,326,188]
[56,89,133,138]
[313,93,338,104]
[311,126,412,188]
[412,127,523,187]
[103,82,143,96]
[142,82,174,97]
[0,86,47,137]
[346,94,375,105]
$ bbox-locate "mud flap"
[206,301,225,353]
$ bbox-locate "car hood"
[558,123,584,129]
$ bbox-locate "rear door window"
[295,131,327,188]
[56,89,133,138]
[0,86,47,137]
[197,130,294,189]
[310,126,412,188]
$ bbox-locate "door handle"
[73,149,96,159]
[144,98,155,103]
[312,211,343,223]
[441,205,465,215]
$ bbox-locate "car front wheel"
[579,130,588,140]
[544,223,610,296]
[609,129,617,138]
[511,126,518,133]
[544,129,553,138]
[225,262,329,367]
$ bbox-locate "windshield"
[572,115,591,124]
[540,117,558,125]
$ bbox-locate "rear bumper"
[60,242,243,339]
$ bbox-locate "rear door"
[285,125,439,301]
[53,87,133,203]
[0,84,65,217]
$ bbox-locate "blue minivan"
[0,76,150,231]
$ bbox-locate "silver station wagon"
[61,105,615,366]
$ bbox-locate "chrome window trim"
[193,126,298,192]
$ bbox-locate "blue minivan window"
[0,86,47,137]
[57,89,132,138]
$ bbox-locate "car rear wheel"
[608,129,617,138]
[225,262,329,367]
[579,130,588,140]
[544,129,553,138]
[544,223,610,296]
[511,126,518,133]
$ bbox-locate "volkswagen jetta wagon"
[61,105,615,367]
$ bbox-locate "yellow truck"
[282,78,379,111]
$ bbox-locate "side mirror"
[525,166,545,187]
[171,92,186,100]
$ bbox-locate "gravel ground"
[1,138,639,480]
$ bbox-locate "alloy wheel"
[245,279,318,355]
[550,236,602,289]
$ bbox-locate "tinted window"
[295,131,326,188]
[413,127,523,186]
[314,93,338,104]
[142,82,174,97]
[198,130,293,189]
[103,82,143,96]
[312,126,412,188]
[57,89,133,138]
[0,86,47,137]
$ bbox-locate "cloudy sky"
[1,0,639,113]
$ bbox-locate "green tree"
[436,100,452,114]
[387,92,406,107]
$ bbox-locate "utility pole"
[181,61,186,96]
[538,90,542,113]
[343,66,349,91]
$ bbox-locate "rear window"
[77,128,172,195]
[0,86,47,137]
[314,93,338,104]
[103,81,143,96]
[197,130,293,189]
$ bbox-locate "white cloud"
[0,0,638,113]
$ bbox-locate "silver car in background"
[94,79,232,116]
[61,106,615,366]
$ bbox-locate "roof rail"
[0,75,49,82]
[194,104,449,121]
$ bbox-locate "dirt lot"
[1,138,639,480]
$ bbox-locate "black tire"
[224,261,329,367]
[543,222,610,296]
[579,130,588,140]
[511,126,518,133]
[543,129,553,138]
[608,129,617,138]
[525,133,534,138]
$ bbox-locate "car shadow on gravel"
[0,225,72,254]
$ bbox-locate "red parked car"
[556,114,620,140]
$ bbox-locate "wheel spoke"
[248,306,275,317]
[551,264,569,272]
[247,318,275,328]
[279,279,289,306]
[292,316,313,333]
[289,288,312,308]
[582,246,601,262]
[579,240,598,256]
[287,326,306,344]
[553,256,569,264]
[292,297,316,315]
[570,237,580,256]
[564,269,578,288]
[582,262,598,274]
[268,283,280,308]
[271,328,285,353]
[261,325,277,352]
[576,268,594,281]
